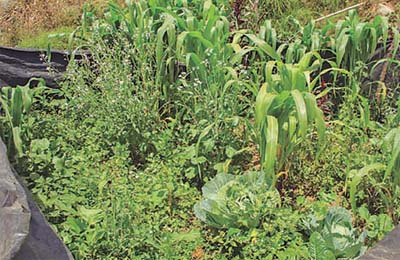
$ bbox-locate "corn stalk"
[255,53,326,185]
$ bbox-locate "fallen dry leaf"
[191,246,204,260]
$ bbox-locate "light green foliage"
[383,128,400,186]
[307,207,367,259]
[358,206,394,243]
[255,54,325,182]
[194,171,280,229]
[268,11,388,72]
[17,26,76,50]
[332,11,388,71]
[0,79,48,158]
[204,207,309,259]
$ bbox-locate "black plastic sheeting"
[0,138,73,260]
[0,47,89,88]
[361,227,400,259]
[0,139,30,259]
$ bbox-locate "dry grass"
[1,0,398,47]
[0,0,112,46]
[0,0,81,46]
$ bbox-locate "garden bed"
[1,1,400,259]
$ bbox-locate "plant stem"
[315,2,366,23]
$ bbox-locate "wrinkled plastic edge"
[0,138,30,260]
[0,137,74,260]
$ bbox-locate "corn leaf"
[291,90,308,138]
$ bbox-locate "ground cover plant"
[1,0,400,259]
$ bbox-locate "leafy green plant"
[383,127,400,186]
[332,11,389,71]
[358,206,394,243]
[0,79,47,158]
[154,0,250,108]
[307,206,367,259]
[343,128,400,222]
[194,171,280,229]
[27,138,53,173]
[255,53,326,183]
[62,206,105,257]
[347,163,386,213]
[257,0,296,18]
[205,207,309,259]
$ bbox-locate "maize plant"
[332,10,388,71]
[0,79,46,158]
[153,0,260,122]
[255,53,326,185]
[155,0,234,94]
[96,0,240,101]
[347,164,387,214]
[384,127,400,188]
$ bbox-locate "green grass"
[17,26,75,50]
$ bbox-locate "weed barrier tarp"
[0,139,30,259]
[361,226,400,259]
[0,138,73,260]
[0,47,89,88]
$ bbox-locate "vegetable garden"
[1,0,400,259]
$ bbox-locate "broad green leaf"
[383,128,400,185]
[78,206,103,225]
[12,87,23,127]
[20,87,33,113]
[255,83,277,128]
[201,173,236,201]
[12,127,23,157]
[187,31,213,48]
[245,34,281,61]
[368,27,378,57]
[354,22,366,50]
[392,26,400,60]
[64,217,86,234]
[348,164,386,212]
[263,116,278,178]
[336,29,349,68]
[309,232,335,260]
[304,93,325,141]
[291,90,308,138]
